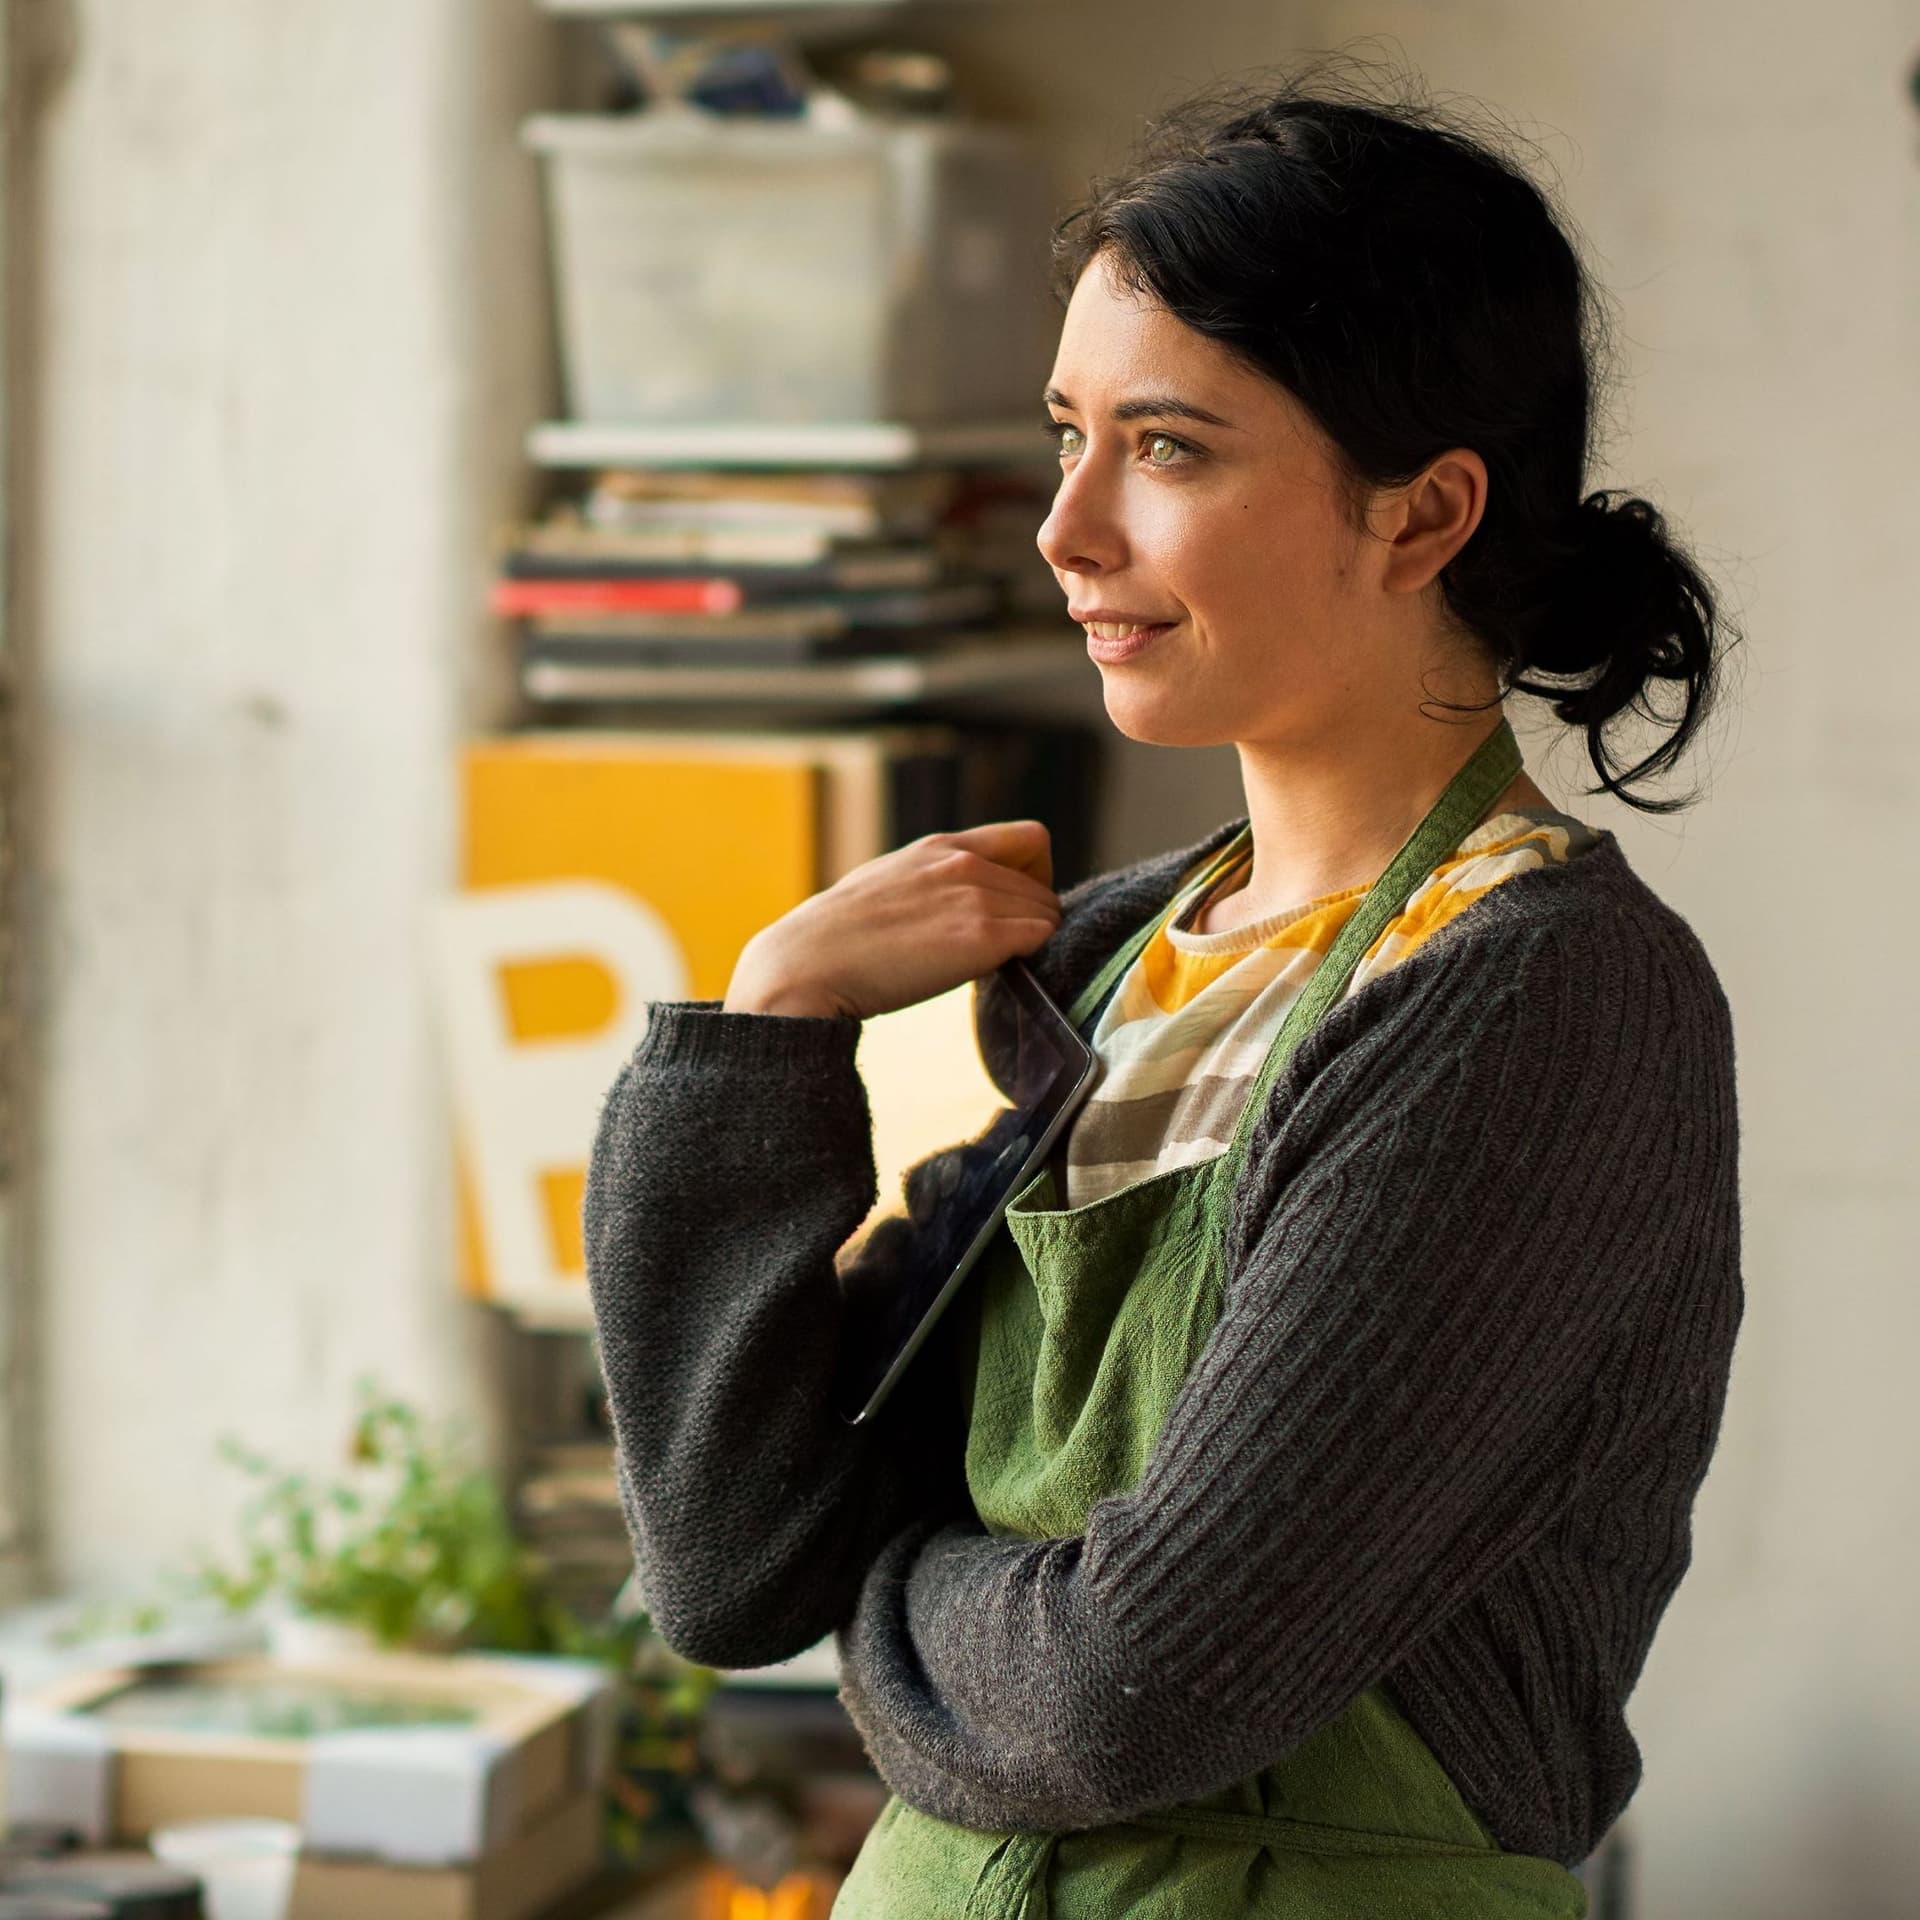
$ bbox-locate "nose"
[1036,450,1126,580]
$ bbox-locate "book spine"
[887,746,965,845]
[501,550,945,594]
[491,577,743,618]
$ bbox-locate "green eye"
[1051,421,1085,455]
[1145,432,1183,465]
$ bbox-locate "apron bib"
[836,720,1588,1918]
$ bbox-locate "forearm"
[584,1001,964,1668]
[837,1518,1255,1832]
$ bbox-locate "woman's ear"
[1371,449,1489,595]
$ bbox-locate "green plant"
[198,1384,581,1656]
[59,1379,720,1866]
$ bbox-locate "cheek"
[1157,493,1317,628]
[1145,493,1250,598]
[1251,491,1364,606]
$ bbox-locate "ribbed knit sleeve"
[581,1000,971,1669]
[833,900,1742,1846]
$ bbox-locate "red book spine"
[489,577,745,617]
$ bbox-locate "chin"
[1096,672,1236,750]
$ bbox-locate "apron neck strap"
[1065,828,1252,1032]
[1218,714,1523,1171]
[1069,719,1522,1044]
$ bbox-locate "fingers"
[759,820,1064,1020]
[1006,906,1067,952]
[936,819,1055,890]
[947,850,1061,917]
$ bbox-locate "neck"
[1198,705,1544,936]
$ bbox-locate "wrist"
[723,945,845,1019]
[721,929,852,1021]
[722,983,846,1018]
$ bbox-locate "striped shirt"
[1062,806,1604,1207]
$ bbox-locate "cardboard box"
[3,1650,615,1870]
[289,1788,602,1920]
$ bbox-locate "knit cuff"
[633,999,864,1079]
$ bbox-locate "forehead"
[1049,250,1261,407]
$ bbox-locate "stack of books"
[517,1440,632,1623]
[492,464,1060,697]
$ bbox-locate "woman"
[584,75,1743,1919]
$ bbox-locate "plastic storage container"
[524,110,1054,425]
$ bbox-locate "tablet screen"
[835,964,1095,1424]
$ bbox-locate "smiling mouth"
[1081,619,1177,662]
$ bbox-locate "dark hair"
[1051,65,1736,813]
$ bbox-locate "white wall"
[19,0,555,1584]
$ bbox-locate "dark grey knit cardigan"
[582,816,1743,1869]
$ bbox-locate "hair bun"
[1576,487,1662,557]
[1527,491,1682,680]
[1514,488,1721,803]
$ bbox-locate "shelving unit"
[464,26,1090,1860]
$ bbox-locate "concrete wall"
[17,0,556,1584]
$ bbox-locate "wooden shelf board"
[527,417,1051,472]
[543,0,933,16]
[519,630,1085,709]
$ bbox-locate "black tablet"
[835,960,1098,1426]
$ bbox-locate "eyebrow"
[1044,387,1238,430]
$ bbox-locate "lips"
[1081,619,1176,664]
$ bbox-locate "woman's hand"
[723,820,1061,1020]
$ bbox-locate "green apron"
[835,719,1588,1919]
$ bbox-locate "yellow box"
[447,730,951,1322]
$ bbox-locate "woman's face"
[1037,250,1407,751]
